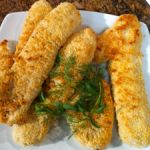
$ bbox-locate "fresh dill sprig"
[49,54,63,78]
[49,69,63,78]
[91,81,105,114]
[64,113,80,124]
[38,91,46,102]
[67,130,77,140]
[49,55,76,85]
[35,104,54,115]
[64,56,76,84]
[36,56,106,128]
[88,114,100,128]
[70,64,105,128]
[48,84,65,98]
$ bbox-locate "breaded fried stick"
[0,2,81,125]
[69,80,114,150]
[15,0,52,56]
[94,14,142,64]
[107,14,150,147]
[13,105,54,146]
[0,0,51,123]
[0,40,13,101]
[12,28,96,146]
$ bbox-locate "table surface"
[0,0,150,30]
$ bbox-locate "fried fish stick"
[15,0,52,56]
[12,28,96,146]
[13,106,54,146]
[0,0,52,98]
[0,0,52,123]
[69,80,114,150]
[94,27,120,63]
[0,2,81,125]
[0,40,13,100]
[94,14,141,63]
[109,15,150,146]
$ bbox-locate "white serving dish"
[0,10,150,150]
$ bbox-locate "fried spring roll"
[69,80,114,150]
[12,28,96,146]
[15,0,52,56]
[108,15,150,146]
[0,2,81,125]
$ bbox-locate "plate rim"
[1,10,149,31]
[0,10,150,150]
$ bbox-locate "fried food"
[94,28,119,63]
[0,2,81,125]
[0,40,13,100]
[12,28,96,146]
[94,14,142,63]
[69,80,114,150]
[0,0,52,124]
[108,14,150,146]
[15,0,52,56]
[13,106,54,145]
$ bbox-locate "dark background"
[0,0,150,30]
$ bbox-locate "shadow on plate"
[0,125,8,143]
[110,117,122,148]
[37,118,70,146]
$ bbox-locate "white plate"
[146,0,150,5]
[0,11,150,150]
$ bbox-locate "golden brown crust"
[108,15,150,146]
[69,80,114,150]
[0,40,14,123]
[60,28,96,64]
[0,2,81,125]
[94,14,142,63]
[12,28,96,146]
[12,107,54,146]
[0,40,13,99]
[0,0,52,124]
[15,0,52,56]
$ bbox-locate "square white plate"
[0,11,150,150]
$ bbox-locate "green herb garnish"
[49,54,63,78]
[49,55,76,83]
[63,103,77,111]
[67,130,77,140]
[91,81,105,113]
[35,56,106,129]
[38,91,46,102]
[35,104,54,115]
[88,114,100,128]
[64,56,76,84]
